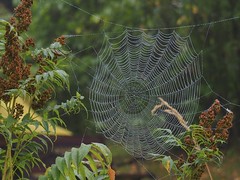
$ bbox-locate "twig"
[151,97,190,131]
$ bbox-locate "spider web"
[29,0,240,178]
[89,29,202,159]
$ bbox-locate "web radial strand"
[90,29,202,159]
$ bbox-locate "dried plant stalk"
[151,97,190,130]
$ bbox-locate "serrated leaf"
[42,48,48,57]
[47,48,55,59]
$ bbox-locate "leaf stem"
[2,134,13,180]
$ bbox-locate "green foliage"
[0,3,86,179]
[0,20,7,56]
[153,100,234,180]
[0,1,115,179]
[39,143,112,180]
[50,92,86,115]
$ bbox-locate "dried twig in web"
[151,97,190,131]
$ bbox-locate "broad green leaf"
[71,144,91,170]
[64,151,72,169]
[93,143,112,164]
[78,162,86,179]
[85,154,98,175]
[51,165,61,180]
[56,157,66,176]
[83,166,95,180]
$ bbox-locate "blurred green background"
[1,0,240,179]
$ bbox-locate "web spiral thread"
[90,29,202,159]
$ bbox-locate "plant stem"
[2,140,13,180]
[205,163,213,180]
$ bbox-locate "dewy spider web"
[89,29,202,159]
[53,0,240,162]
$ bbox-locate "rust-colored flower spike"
[215,111,234,141]
[188,154,197,163]
[184,135,194,146]
[176,154,185,170]
[212,99,221,114]
[199,99,221,128]
[13,103,24,119]
[55,35,66,45]
[32,89,52,110]
[0,0,34,102]
[11,0,33,33]
[22,37,35,51]
[33,54,48,74]
[192,165,206,180]
[0,23,31,102]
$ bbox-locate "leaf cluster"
[153,100,234,180]
[39,143,113,180]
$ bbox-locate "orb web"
[89,29,202,159]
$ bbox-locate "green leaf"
[85,154,97,175]
[64,151,72,169]
[47,48,55,59]
[51,165,61,179]
[160,156,177,174]
[56,157,66,176]
[38,176,48,180]
[4,115,17,128]
[79,162,86,179]
[36,136,50,153]
[93,143,112,165]
[41,120,50,134]
[71,144,91,170]
[35,69,69,90]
